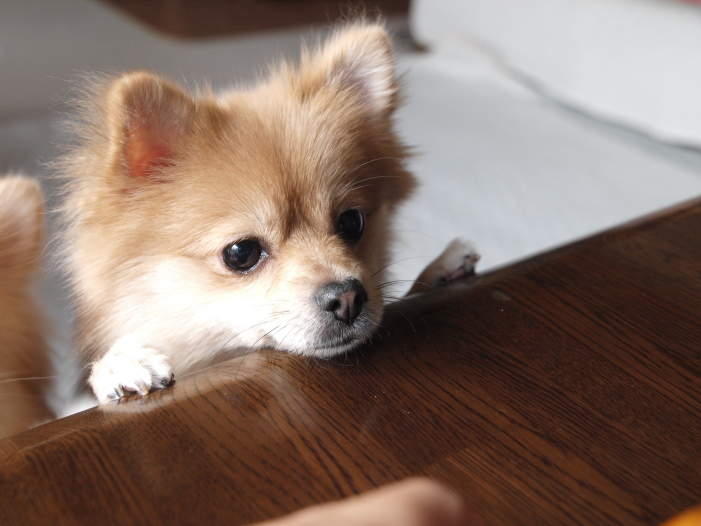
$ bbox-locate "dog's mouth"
[317,304,384,350]
[305,319,377,357]
[306,337,364,357]
[268,295,383,358]
[312,334,359,351]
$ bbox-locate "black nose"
[314,278,368,326]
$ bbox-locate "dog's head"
[64,23,416,361]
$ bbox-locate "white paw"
[431,238,480,287]
[88,336,174,404]
[409,239,480,294]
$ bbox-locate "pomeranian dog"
[60,22,478,404]
[0,176,53,437]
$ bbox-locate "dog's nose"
[315,278,368,326]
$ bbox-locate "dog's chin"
[278,326,375,359]
[304,337,367,358]
[269,306,383,358]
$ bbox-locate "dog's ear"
[303,23,398,117]
[0,176,43,272]
[105,71,195,180]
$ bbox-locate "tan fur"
[59,22,423,402]
[59,21,482,404]
[0,175,52,437]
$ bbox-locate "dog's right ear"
[0,176,43,272]
[104,72,195,180]
[298,23,399,119]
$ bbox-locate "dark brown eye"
[223,239,265,272]
[336,209,364,242]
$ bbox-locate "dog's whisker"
[0,375,62,385]
[349,156,402,172]
[390,306,418,335]
[232,323,285,380]
[211,312,287,364]
[376,279,415,290]
[0,370,34,379]
[271,316,301,351]
[371,256,427,278]
[85,300,283,321]
[343,174,404,194]
[310,356,328,371]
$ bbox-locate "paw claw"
[159,375,173,389]
[89,338,174,404]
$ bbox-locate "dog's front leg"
[408,239,480,295]
[88,334,174,403]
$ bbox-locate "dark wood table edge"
[2,195,700,452]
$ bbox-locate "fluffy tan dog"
[0,176,52,438]
[60,22,478,403]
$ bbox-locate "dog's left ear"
[304,23,398,117]
[104,71,196,180]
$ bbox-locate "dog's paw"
[88,336,174,404]
[431,239,480,287]
[409,239,480,294]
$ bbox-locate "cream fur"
[60,22,418,403]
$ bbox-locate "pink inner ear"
[125,124,175,179]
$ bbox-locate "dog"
[0,175,53,437]
[59,22,479,404]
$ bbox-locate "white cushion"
[410,0,701,147]
[388,47,701,282]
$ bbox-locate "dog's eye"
[336,209,365,242]
[223,239,265,272]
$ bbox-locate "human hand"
[252,477,480,526]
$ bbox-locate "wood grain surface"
[102,0,410,39]
[1,199,700,525]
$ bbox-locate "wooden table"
[102,0,410,39]
[1,199,700,525]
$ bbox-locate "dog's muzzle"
[314,278,368,326]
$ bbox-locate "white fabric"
[389,47,701,282]
[411,0,701,147]
[0,0,307,117]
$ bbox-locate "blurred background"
[1,0,700,412]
